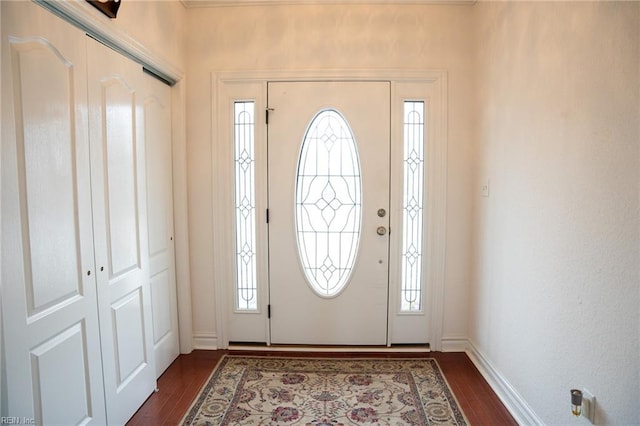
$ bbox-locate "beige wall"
[186,4,476,343]
[184,3,639,421]
[112,0,187,71]
[471,1,639,423]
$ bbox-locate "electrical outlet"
[581,389,596,424]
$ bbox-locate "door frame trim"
[212,69,447,350]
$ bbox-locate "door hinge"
[266,208,270,223]
[267,304,271,319]
[266,107,274,125]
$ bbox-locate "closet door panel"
[103,79,141,277]
[1,2,106,424]
[144,95,170,259]
[14,38,82,314]
[141,75,179,377]
[30,323,92,424]
[87,38,156,425]
[111,289,146,381]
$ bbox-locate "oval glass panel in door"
[295,109,362,297]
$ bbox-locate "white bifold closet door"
[1,3,108,424]
[86,39,157,425]
[140,73,180,378]
[1,2,169,424]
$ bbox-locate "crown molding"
[182,0,476,8]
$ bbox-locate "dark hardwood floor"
[127,350,516,425]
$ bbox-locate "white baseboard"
[192,332,218,350]
[440,337,470,352]
[465,341,544,425]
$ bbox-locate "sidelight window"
[234,101,257,310]
[401,101,425,312]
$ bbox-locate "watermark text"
[0,417,35,425]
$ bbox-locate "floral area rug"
[181,356,468,425]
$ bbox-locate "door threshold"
[228,343,430,353]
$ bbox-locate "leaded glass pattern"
[295,109,362,297]
[234,102,257,310]
[401,101,425,312]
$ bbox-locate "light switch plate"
[481,180,490,198]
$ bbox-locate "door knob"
[377,208,386,218]
[376,226,387,236]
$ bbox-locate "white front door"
[268,82,391,345]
